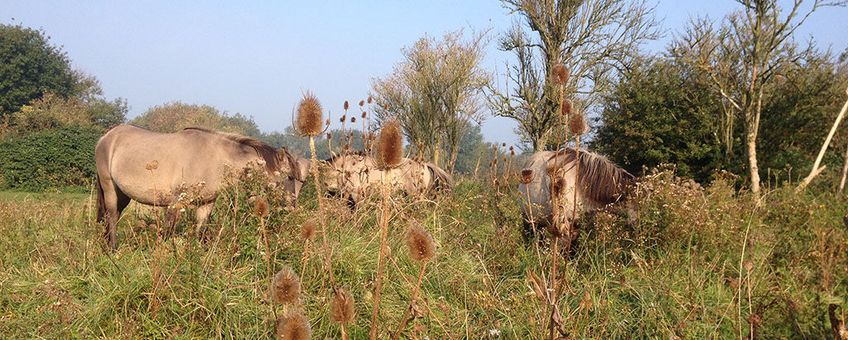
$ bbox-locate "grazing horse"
[518,148,635,241]
[323,152,453,206]
[95,125,308,249]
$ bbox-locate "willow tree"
[372,30,488,171]
[674,0,845,196]
[487,0,658,151]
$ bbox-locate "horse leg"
[98,176,124,250]
[194,203,214,242]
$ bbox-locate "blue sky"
[3,1,846,146]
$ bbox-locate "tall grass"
[0,169,846,338]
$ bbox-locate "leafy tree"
[0,24,76,116]
[487,0,658,151]
[372,30,489,172]
[673,0,846,196]
[131,102,260,137]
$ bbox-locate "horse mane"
[182,127,297,175]
[425,163,454,191]
[548,148,635,205]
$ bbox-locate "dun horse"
[95,125,308,249]
[518,148,635,241]
[324,152,453,206]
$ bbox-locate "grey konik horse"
[323,152,453,206]
[518,148,635,241]
[95,125,309,249]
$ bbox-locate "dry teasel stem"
[296,92,323,136]
[276,311,312,340]
[376,119,403,169]
[270,266,301,305]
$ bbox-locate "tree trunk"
[797,93,848,192]
[432,139,442,167]
[447,139,460,174]
[839,145,848,194]
[746,126,761,196]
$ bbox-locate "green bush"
[0,126,101,191]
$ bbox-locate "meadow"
[0,169,846,339]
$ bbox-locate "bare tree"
[675,0,845,196]
[372,30,489,171]
[487,0,658,151]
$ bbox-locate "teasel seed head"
[351,117,356,123]
[276,311,312,340]
[330,288,355,325]
[405,222,435,263]
[560,99,572,117]
[361,110,367,118]
[552,63,570,85]
[343,100,349,111]
[367,95,373,104]
[300,219,316,242]
[326,133,332,140]
[339,115,346,123]
[270,266,301,305]
[568,110,588,136]
[358,99,365,107]
[296,92,323,137]
[520,169,533,184]
[376,119,403,169]
[253,197,269,218]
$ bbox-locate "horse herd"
[95,124,634,249]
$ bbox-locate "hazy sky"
[3,1,846,146]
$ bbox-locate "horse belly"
[111,151,222,206]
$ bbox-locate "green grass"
[0,172,846,338]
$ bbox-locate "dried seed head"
[145,160,159,171]
[358,99,365,107]
[376,119,403,169]
[253,197,269,218]
[579,291,593,310]
[330,288,355,325]
[339,115,346,123]
[343,100,349,111]
[568,110,588,136]
[325,119,330,126]
[350,117,356,123]
[270,267,301,305]
[560,99,572,117]
[743,260,754,272]
[276,312,311,340]
[520,169,533,184]
[367,96,373,104]
[361,111,367,118]
[326,133,332,140]
[552,64,570,85]
[501,143,506,147]
[300,220,316,242]
[509,146,515,156]
[405,223,435,263]
[296,93,323,136]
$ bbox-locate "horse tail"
[426,163,453,191]
[95,174,106,223]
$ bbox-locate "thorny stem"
[370,172,392,340]
[393,262,429,340]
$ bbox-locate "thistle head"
[552,64,570,85]
[568,110,588,136]
[376,119,403,169]
[296,92,323,137]
[276,311,311,340]
[405,222,435,263]
[330,288,355,325]
[270,266,301,305]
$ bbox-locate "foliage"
[131,102,260,137]
[372,30,489,171]
[0,126,101,190]
[0,24,76,117]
